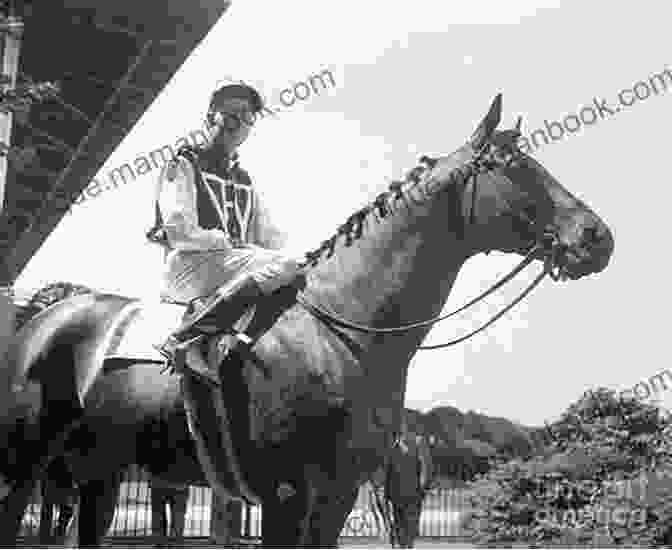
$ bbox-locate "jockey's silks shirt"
[156,148,286,253]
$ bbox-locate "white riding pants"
[161,245,301,303]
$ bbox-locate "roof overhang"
[0,1,230,284]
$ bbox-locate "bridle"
[297,140,567,351]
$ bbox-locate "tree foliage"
[461,388,672,547]
[0,72,61,170]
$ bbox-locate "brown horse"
[24,400,430,547]
[0,95,613,547]
[370,430,435,548]
[378,421,539,547]
[37,458,77,545]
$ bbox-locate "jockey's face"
[207,97,256,155]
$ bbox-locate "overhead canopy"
[0,1,230,285]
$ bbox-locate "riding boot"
[171,274,265,344]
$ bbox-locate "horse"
[369,431,435,548]
[10,290,426,548]
[0,94,614,547]
[37,457,78,545]
[379,427,537,548]
[33,460,226,547]
[23,386,435,548]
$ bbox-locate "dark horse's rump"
[1,288,348,508]
[0,288,347,541]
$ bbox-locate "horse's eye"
[523,204,537,220]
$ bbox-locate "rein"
[296,144,560,350]
[297,247,549,350]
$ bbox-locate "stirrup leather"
[183,346,221,386]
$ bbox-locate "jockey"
[147,81,302,367]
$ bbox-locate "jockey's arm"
[158,157,233,252]
[248,184,288,250]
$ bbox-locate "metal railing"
[20,468,469,541]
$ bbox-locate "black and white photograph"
[0,1,669,547]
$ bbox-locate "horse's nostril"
[583,226,599,245]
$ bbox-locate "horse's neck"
[303,167,472,424]
[308,180,469,345]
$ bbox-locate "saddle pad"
[105,301,187,362]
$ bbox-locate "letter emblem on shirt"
[203,172,254,242]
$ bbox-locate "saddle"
[161,273,306,385]
[104,273,305,381]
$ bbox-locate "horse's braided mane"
[14,281,94,330]
[301,155,439,267]
[300,131,530,269]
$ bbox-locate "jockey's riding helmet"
[209,81,264,115]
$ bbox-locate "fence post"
[210,493,243,544]
[0,13,23,213]
[0,286,14,383]
[227,499,243,540]
[244,502,252,538]
[210,492,229,545]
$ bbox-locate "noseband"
[297,145,565,350]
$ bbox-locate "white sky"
[16,0,672,425]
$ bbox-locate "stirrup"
[234,332,253,347]
[165,340,221,386]
[155,334,204,360]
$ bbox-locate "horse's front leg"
[77,473,121,548]
[260,465,318,548]
[0,479,37,547]
[306,483,360,548]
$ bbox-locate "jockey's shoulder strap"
[146,145,201,246]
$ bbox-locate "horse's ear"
[515,115,523,133]
[470,93,503,150]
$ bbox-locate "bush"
[461,388,672,547]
